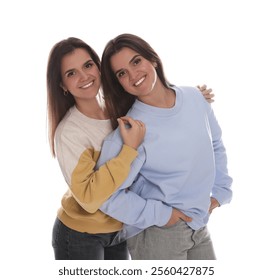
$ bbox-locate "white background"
[1,0,272,279]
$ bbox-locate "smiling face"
[110,47,159,99]
[61,48,101,103]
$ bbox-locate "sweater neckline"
[132,86,182,116]
[70,106,111,124]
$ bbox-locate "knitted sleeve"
[55,127,138,213]
[70,145,138,213]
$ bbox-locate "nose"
[128,68,137,82]
[79,70,89,80]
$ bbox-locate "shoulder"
[55,109,77,140]
[174,85,212,116]
[174,85,202,99]
[175,85,208,105]
[54,107,89,153]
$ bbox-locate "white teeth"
[135,77,145,86]
[81,81,94,89]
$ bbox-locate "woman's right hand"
[118,116,146,150]
[164,208,193,227]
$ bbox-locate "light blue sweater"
[97,86,232,239]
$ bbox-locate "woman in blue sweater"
[96,33,233,260]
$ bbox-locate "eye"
[117,70,127,79]
[85,61,94,69]
[133,57,141,66]
[66,71,75,78]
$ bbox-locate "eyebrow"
[114,55,141,76]
[64,59,94,76]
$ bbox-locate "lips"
[134,76,145,87]
[80,81,94,89]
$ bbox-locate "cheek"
[118,78,127,89]
[63,78,77,92]
[62,81,77,95]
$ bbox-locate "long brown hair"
[46,37,101,156]
[101,33,170,129]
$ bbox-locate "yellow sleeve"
[70,145,138,213]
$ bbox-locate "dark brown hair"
[46,37,101,156]
[101,33,170,129]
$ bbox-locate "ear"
[60,83,67,91]
[153,62,158,68]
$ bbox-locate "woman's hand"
[164,208,192,227]
[118,116,146,150]
[209,197,220,214]
[197,84,215,103]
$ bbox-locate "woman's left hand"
[198,84,215,103]
[209,197,220,214]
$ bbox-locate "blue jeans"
[52,218,129,260]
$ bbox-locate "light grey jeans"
[127,219,216,260]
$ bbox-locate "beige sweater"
[54,106,138,234]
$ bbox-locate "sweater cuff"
[118,144,139,166]
[155,203,173,227]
